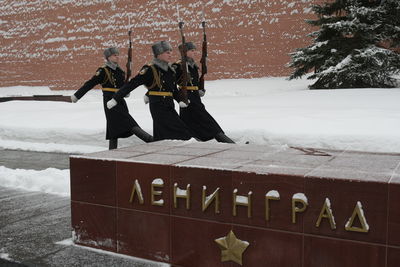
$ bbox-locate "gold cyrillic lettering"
[316,198,336,229]
[265,190,280,221]
[292,193,308,224]
[173,183,191,209]
[151,178,164,206]
[129,179,144,204]
[345,201,369,233]
[202,186,220,214]
[233,189,252,218]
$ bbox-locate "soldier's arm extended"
[107,65,152,108]
[73,68,105,101]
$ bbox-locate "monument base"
[70,140,400,266]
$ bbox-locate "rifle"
[199,20,207,91]
[125,25,133,83]
[0,95,72,103]
[178,21,189,105]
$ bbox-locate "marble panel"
[303,236,386,267]
[231,171,305,232]
[116,161,171,214]
[387,247,400,267]
[170,166,233,223]
[388,175,400,246]
[233,225,303,267]
[304,176,388,244]
[117,209,171,263]
[71,201,116,252]
[171,216,232,267]
[70,157,116,206]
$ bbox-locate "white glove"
[107,98,117,109]
[199,89,205,97]
[71,95,78,103]
[124,93,130,98]
[179,101,188,108]
[143,94,149,104]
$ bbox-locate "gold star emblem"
[214,230,249,265]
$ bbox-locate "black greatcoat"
[113,61,193,141]
[73,65,138,140]
[173,60,223,141]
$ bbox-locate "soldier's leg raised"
[132,126,154,143]
[215,132,235,144]
[109,138,118,150]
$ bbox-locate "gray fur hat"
[178,41,197,51]
[103,47,119,59]
[152,41,172,57]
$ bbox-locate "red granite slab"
[69,143,400,266]
[156,146,225,157]
[71,201,116,252]
[388,174,400,246]
[306,151,400,182]
[303,236,386,267]
[117,208,171,263]
[118,144,175,153]
[231,171,305,232]
[387,247,400,267]
[175,156,247,171]
[206,149,270,161]
[255,146,337,166]
[81,149,145,160]
[125,153,195,165]
[238,147,338,176]
[182,141,233,150]
[171,216,232,267]
[116,161,171,214]
[228,143,284,153]
[70,157,116,206]
[170,166,233,223]
[304,176,388,244]
[232,225,303,267]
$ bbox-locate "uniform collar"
[105,61,119,71]
[152,58,174,72]
[187,57,198,69]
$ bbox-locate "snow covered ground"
[0,76,400,196]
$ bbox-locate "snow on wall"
[0,0,318,90]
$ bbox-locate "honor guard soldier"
[107,41,193,141]
[71,47,153,150]
[173,42,235,143]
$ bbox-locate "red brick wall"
[0,0,318,90]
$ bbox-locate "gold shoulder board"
[139,67,148,75]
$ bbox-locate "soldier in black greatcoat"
[107,41,193,141]
[71,47,153,149]
[173,42,235,143]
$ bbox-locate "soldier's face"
[108,54,119,64]
[186,49,196,59]
[157,50,172,62]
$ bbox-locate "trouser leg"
[109,138,118,150]
[215,132,235,144]
[132,126,154,143]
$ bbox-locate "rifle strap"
[147,64,163,90]
[101,66,116,88]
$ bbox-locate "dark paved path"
[0,149,71,170]
[0,150,168,267]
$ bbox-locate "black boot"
[109,139,118,150]
[132,126,154,143]
[215,132,235,143]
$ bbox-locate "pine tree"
[288,0,400,89]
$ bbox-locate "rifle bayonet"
[125,17,133,83]
[178,19,189,105]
